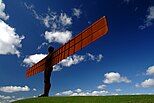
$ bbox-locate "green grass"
[13,95,154,103]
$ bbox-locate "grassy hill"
[13,95,154,103]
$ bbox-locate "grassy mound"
[13,95,154,103]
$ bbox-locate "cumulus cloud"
[97,84,106,90]
[0,86,30,93]
[0,95,24,103]
[103,72,131,84]
[59,55,85,67]
[0,2,9,20]
[73,8,82,18]
[57,90,73,96]
[136,78,154,88]
[89,90,109,96]
[0,95,11,100]
[0,2,24,57]
[23,54,47,67]
[42,12,72,44]
[45,30,72,44]
[136,66,154,88]
[141,79,154,88]
[53,53,103,71]
[23,53,103,71]
[139,6,154,29]
[0,95,12,103]
[25,3,73,45]
[43,13,72,44]
[0,20,24,57]
[146,66,154,75]
[55,89,109,96]
[75,88,82,93]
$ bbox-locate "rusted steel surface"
[26,16,108,77]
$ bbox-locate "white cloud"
[40,12,58,29]
[73,8,82,18]
[97,54,103,62]
[135,83,140,88]
[0,95,24,103]
[59,13,72,26]
[25,4,73,45]
[115,88,122,92]
[55,89,109,96]
[136,66,154,88]
[24,2,34,10]
[23,54,47,67]
[9,97,24,103]
[42,12,72,44]
[33,88,37,91]
[37,42,48,50]
[53,65,62,72]
[90,90,109,96]
[146,66,154,75]
[60,90,73,96]
[60,55,85,67]
[0,86,30,93]
[41,15,51,28]
[53,53,103,71]
[87,53,95,60]
[44,30,72,44]
[0,95,12,103]
[75,88,82,93]
[0,95,11,100]
[138,78,154,88]
[0,2,9,20]
[53,54,85,71]
[103,72,131,84]
[0,2,24,57]
[25,4,72,29]
[87,53,103,62]
[147,6,154,20]
[139,6,154,29]
[0,20,24,57]
[97,84,106,90]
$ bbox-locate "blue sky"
[0,0,154,102]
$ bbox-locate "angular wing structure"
[26,16,108,77]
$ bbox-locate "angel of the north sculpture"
[26,16,108,97]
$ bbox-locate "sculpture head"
[48,46,54,53]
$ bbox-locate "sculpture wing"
[26,16,108,77]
